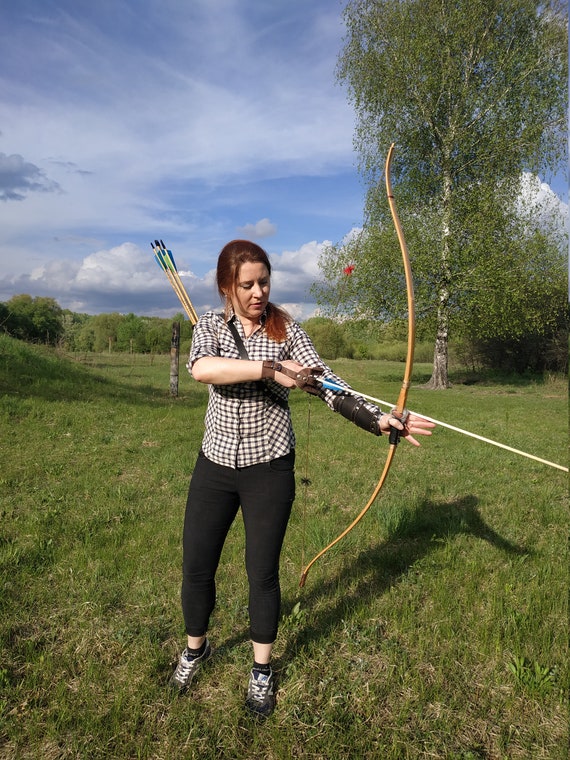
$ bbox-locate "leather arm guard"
[261,360,283,379]
[332,395,382,436]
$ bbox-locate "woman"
[170,240,433,717]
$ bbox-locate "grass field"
[0,334,567,759]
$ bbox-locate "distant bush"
[301,317,440,364]
[373,340,433,363]
[1,294,64,345]
[302,317,352,359]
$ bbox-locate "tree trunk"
[426,162,452,389]
[425,298,450,389]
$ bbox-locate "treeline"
[0,294,193,354]
[1,294,567,374]
[306,315,568,374]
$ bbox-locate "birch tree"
[328,0,567,388]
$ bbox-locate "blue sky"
[0,0,566,320]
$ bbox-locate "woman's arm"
[192,356,306,388]
[192,356,261,384]
[287,323,434,446]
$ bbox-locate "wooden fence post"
[170,321,180,397]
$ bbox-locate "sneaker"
[169,640,212,693]
[245,668,275,718]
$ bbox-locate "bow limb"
[299,445,397,587]
[386,142,415,427]
[299,143,415,587]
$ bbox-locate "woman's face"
[230,261,271,323]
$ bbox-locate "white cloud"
[518,172,568,229]
[236,218,277,239]
[271,240,327,279]
[0,236,332,319]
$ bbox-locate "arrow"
[151,240,199,324]
[320,379,568,473]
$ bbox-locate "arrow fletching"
[166,249,177,271]
[153,239,178,272]
[150,238,199,325]
[151,243,168,272]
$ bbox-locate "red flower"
[343,264,355,276]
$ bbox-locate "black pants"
[181,450,295,644]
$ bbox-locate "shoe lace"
[249,672,272,702]
[174,652,199,681]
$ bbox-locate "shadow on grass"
[211,495,529,674]
[277,495,528,665]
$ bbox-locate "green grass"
[0,334,567,759]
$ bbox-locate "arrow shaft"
[152,242,199,324]
[321,380,568,473]
[169,268,198,323]
[160,262,196,323]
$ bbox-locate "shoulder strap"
[226,318,250,360]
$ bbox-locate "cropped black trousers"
[181,450,295,644]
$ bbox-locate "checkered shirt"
[188,310,375,469]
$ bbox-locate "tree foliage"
[1,298,194,355]
[1,294,65,345]
[303,317,352,359]
[325,0,568,385]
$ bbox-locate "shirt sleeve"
[186,311,227,372]
[287,321,384,418]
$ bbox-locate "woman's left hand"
[379,412,435,447]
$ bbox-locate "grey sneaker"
[245,668,275,718]
[169,640,211,693]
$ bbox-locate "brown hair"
[217,239,290,342]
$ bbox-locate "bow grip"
[389,426,401,445]
[388,409,409,445]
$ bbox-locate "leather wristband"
[261,360,283,380]
[332,395,382,436]
[262,361,323,395]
